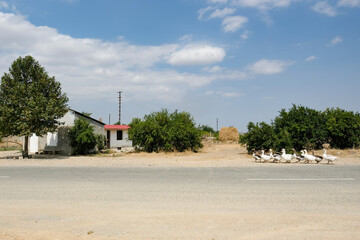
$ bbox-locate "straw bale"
[219,127,239,142]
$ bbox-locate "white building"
[28,109,106,155]
[105,125,132,149]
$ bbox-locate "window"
[117,130,123,140]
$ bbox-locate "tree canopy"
[129,109,202,153]
[240,104,360,153]
[0,56,68,156]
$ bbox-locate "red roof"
[105,125,130,130]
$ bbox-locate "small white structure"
[28,109,106,155]
[105,125,132,149]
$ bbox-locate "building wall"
[108,129,132,148]
[31,110,106,155]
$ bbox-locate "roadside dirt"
[1,143,359,167]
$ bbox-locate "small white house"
[28,109,106,155]
[105,125,132,149]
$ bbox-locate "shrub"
[129,109,202,153]
[273,104,327,151]
[241,104,360,153]
[239,121,278,153]
[324,108,360,149]
[69,118,100,155]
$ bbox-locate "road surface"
[0,164,359,239]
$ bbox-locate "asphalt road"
[0,165,359,239]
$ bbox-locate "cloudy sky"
[0,0,359,131]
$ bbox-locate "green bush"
[129,109,202,153]
[273,104,327,151]
[96,135,107,151]
[241,104,360,153]
[324,108,360,149]
[69,118,104,155]
[239,121,278,153]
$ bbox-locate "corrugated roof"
[105,125,130,130]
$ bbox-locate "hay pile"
[219,127,239,142]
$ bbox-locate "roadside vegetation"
[69,118,106,155]
[0,56,69,158]
[240,104,360,153]
[129,109,202,153]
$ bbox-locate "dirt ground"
[1,142,359,167]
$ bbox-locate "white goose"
[303,149,320,164]
[261,150,272,162]
[323,149,337,164]
[270,149,281,163]
[281,149,293,163]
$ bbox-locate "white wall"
[108,129,132,148]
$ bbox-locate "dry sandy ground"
[1,143,360,240]
[1,143,359,167]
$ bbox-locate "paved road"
[0,165,359,239]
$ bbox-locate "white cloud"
[338,0,360,7]
[312,1,338,16]
[222,92,242,97]
[209,7,236,19]
[179,34,193,41]
[306,55,317,61]
[222,15,248,32]
[205,90,243,98]
[198,6,213,20]
[167,44,226,66]
[202,65,223,73]
[328,35,343,46]
[240,30,250,39]
[231,0,295,10]
[246,59,295,75]
[208,0,228,3]
[0,12,231,103]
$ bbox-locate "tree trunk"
[23,135,29,158]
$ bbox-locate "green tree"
[69,118,97,155]
[239,121,278,153]
[273,104,327,151]
[324,108,360,148]
[0,56,68,157]
[129,109,202,152]
[198,125,215,134]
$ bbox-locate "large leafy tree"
[0,56,68,157]
[129,109,202,152]
[324,108,360,148]
[273,104,327,151]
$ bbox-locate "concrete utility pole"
[118,91,122,124]
[216,118,219,132]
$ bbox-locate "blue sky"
[0,0,359,131]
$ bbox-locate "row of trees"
[240,104,360,153]
[2,56,359,156]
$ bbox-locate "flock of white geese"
[253,148,337,164]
